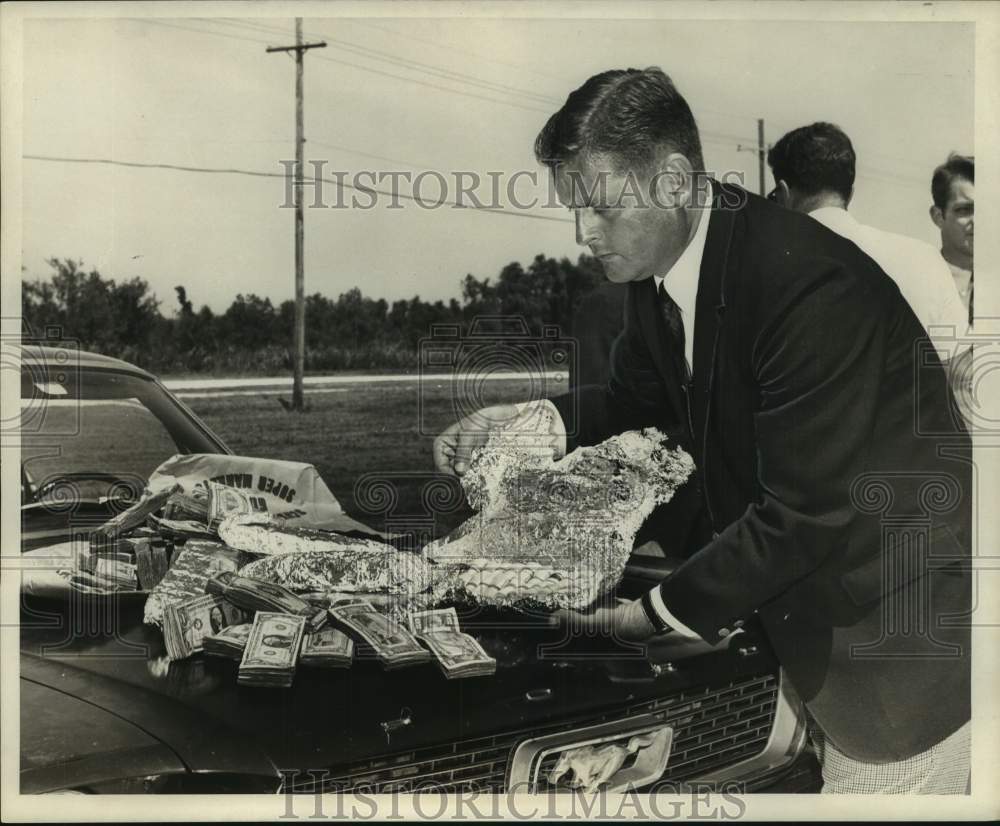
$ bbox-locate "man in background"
[767,123,969,362]
[930,153,975,327]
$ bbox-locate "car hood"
[20,680,187,793]
[20,590,768,784]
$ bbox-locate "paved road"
[164,371,568,399]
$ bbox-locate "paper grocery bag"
[146,453,386,538]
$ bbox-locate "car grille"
[287,672,779,794]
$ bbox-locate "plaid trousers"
[808,716,971,794]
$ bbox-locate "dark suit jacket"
[552,182,971,762]
[569,282,627,389]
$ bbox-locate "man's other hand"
[553,598,656,643]
[433,403,521,476]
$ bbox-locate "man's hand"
[433,404,520,477]
[553,597,657,643]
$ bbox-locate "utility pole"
[737,118,767,196]
[267,19,326,411]
[757,118,766,197]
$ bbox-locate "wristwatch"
[640,589,673,634]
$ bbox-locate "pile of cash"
[238,612,306,688]
[328,597,432,670]
[203,622,253,659]
[205,572,328,632]
[409,608,496,679]
[162,594,248,660]
[300,625,354,668]
[82,529,169,593]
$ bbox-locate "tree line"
[21,255,606,374]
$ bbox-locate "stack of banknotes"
[202,622,253,659]
[237,612,306,688]
[409,607,496,679]
[328,597,433,670]
[162,593,248,660]
[205,572,328,632]
[299,625,354,668]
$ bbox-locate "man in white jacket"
[767,122,971,419]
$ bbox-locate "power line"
[23,154,574,224]
[217,18,560,106]
[135,18,278,48]
[149,17,553,116]
[133,18,758,146]
[334,19,577,85]
[309,51,554,115]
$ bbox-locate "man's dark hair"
[766,122,856,204]
[534,67,704,172]
[931,152,974,210]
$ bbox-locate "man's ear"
[652,152,693,208]
[929,204,944,229]
[777,180,792,207]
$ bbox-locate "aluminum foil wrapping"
[424,425,694,610]
[238,547,433,596]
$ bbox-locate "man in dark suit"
[434,68,971,793]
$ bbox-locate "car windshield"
[21,363,225,509]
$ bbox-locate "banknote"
[408,607,496,679]
[205,571,327,632]
[147,514,219,541]
[94,557,139,590]
[207,482,269,527]
[300,625,354,668]
[328,597,431,669]
[203,622,253,659]
[409,606,460,637]
[238,612,306,687]
[163,593,247,660]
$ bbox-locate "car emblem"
[508,712,673,793]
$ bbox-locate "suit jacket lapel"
[691,182,739,447]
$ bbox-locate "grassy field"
[184,378,558,538]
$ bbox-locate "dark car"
[16,344,820,796]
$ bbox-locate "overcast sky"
[22,15,973,314]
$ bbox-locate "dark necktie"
[659,281,691,384]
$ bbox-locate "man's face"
[933,177,974,260]
[553,153,690,283]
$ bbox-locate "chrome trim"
[508,712,669,793]
[677,669,807,789]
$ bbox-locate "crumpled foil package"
[424,423,694,610]
[143,540,242,627]
[219,516,436,621]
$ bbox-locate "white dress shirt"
[809,207,970,360]
[653,200,712,373]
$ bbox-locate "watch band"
[640,589,672,634]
